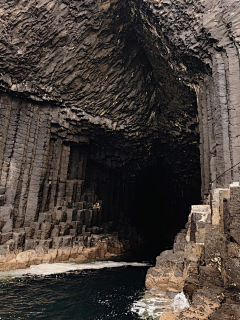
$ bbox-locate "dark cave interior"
[132,158,201,248]
[75,136,202,251]
[0,0,204,258]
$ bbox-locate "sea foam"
[131,289,190,319]
[0,261,150,278]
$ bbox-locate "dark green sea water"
[0,245,188,320]
[0,264,148,320]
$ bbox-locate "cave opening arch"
[0,0,206,265]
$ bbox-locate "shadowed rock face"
[135,2,240,318]
[0,0,201,262]
[130,0,240,198]
[0,0,200,176]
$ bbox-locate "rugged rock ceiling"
[0,0,199,171]
[0,0,201,246]
[130,0,240,196]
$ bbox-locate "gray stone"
[6,239,15,252]
[38,212,52,224]
[52,237,63,249]
[25,239,35,250]
[92,226,99,235]
[12,232,25,248]
[62,236,73,247]
[1,232,12,244]
[0,205,13,222]
[0,244,8,255]
[2,219,13,234]
[0,187,5,195]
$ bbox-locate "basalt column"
[0,0,205,271]
[129,0,240,196]
[0,93,140,267]
[134,1,240,318]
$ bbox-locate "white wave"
[0,261,150,278]
[172,292,190,311]
[131,290,189,319]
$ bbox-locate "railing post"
[238,166,240,185]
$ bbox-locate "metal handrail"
[209,160,240,187]
[208,161,240,214]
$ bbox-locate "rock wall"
[128,1,240,318]
[0,0,201,267]
[129,0,240,198]
[0,0,240,316]
[0,93,137,269]
[146,183,240,319]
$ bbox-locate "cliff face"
[129,0,240,197]
[135,1,240,318]
[146,186,240,319]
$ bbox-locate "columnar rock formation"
[0,0,201,268]
[147,183,240,319]
[129,0,240,197]
[0,0,240,317]
[132,0,240,318]
[0,92,137,268]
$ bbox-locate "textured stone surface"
[159,312,177,320]
[0,0,202,264]
[0,0,201,178]
[128,0,240,196]
[0,233,123,270]
[0,1,239,318]
[147,182,240,319]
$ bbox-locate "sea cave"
[0,0,240,319]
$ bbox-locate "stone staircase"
[147,182,240,319]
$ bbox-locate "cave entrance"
[130,132,202,252]
[131,157,201,251]
[76,142,202,255]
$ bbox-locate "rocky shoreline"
[0,232,124,272]
[147,184,240,319]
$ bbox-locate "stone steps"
[150,181,240,319]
